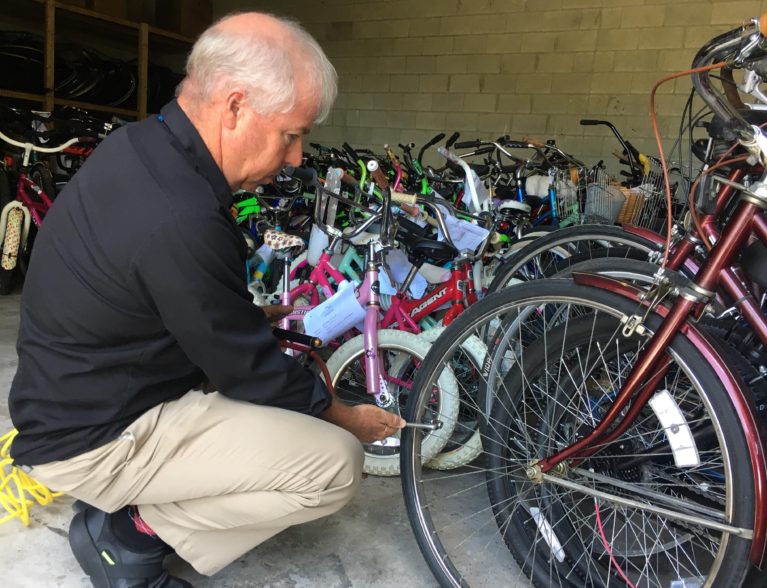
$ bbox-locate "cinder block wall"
[213,0,767,168]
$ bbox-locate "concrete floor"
[0,293,443,588]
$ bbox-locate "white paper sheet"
[303,280,367,344]
[439,215,490,254]
[461,170,491,212]
[380,249,428,298]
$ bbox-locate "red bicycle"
[402,15,767,588]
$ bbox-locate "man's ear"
[223,90,247,130]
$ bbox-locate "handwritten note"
[303,280,367,345]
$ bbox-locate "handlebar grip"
[340,172,358,186]
[454,140,481,149]
[426,133,446,147]
[366,160,389,189]
[445,132,460,148]
[523,136,546,148]
[283,165,317,185]
[272,328,322,348]
[579,119,605,126]
[391,192,418,205]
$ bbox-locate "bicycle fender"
[573,271,767,567]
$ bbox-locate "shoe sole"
[68,510,113,588]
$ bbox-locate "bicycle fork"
[363,241,394,408]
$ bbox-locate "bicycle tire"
[0,168,12,210]
[326,329,458,476]
[28,162,56,202]
[487,224,660,293]
[418,327,487,471]
[401,280,755,588]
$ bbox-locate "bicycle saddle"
[263,229,305,253]
[407,239,458,266]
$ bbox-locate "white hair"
[181,13,337,123]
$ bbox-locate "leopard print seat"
[263,229,306,253]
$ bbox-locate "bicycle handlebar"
[0,128,94,154]
[691,18,762,142]
[417,132,446,164]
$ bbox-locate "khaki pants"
[27,390,364,576]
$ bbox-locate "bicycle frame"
[380,258,477,333]
[15,171,53,227]
[281,240,396,407]
[543,188,767,566]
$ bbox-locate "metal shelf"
[1,0,193,118]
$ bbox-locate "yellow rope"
[0,429,61,526]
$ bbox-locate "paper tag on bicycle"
[380,249,428,298]
[461,170,490,211]
[439,215,490,254]
[648,389,700,467]
[303,280,366,345]
[307,224,329,266]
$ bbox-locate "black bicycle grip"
[283,165,317,185]
[445,131,460,148]
[342,142,360,162]
[579,119,607,126]
[272,328,322,348]
[454,140,482,149]
[425,132,446,147]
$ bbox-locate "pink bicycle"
[266,166,460,476]
[0,128,94,293]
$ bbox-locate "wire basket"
[583,167,626,224]
[615,159,689,231]
[554,167,585,226]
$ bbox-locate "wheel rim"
[403,287,747,588]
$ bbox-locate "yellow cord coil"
[0,429,61,526]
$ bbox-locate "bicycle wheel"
[326,329,458,476]
[401,280,755,587]
[28,162,56,202]
[488,224,660,293]
[418,327,487,471]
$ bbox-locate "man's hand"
[260,304,293,324]
[320,401,406,443]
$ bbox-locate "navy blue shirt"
[9,101,330,465]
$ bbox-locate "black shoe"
[68,507,191,588]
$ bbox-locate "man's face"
[226,92,318,191]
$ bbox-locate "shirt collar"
[159,100,233,207]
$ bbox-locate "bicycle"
[267,166,461,477]
[0,128,94,293]
[400,15,767,587]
